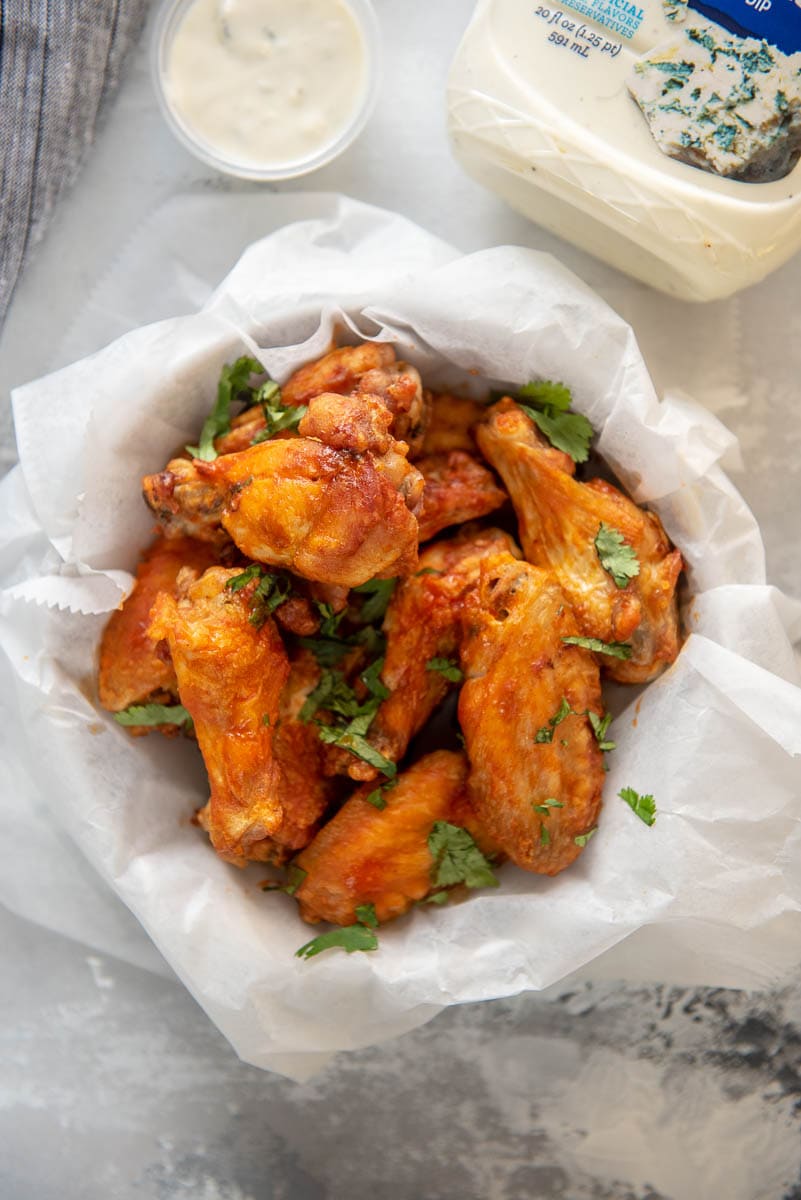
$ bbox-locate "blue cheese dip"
[162,0,369,172]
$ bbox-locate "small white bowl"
[151,0,381,182]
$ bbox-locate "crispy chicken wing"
[98,535,218,721]
[325,525,521,782]
[476,400,682,683]
[214,342,415,455]
[351,359,428,456]
[148,567,330,865]
[296,749,488,926]
[416,451,506,543]
[143,396,425,587]
[420,392,487,456]
[459,554,605,875]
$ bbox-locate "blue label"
[688,0,801,55]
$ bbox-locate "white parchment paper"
[2,197,801,1081]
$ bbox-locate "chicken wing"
[476,400,682,683]
[148,567,330,865]
[459,553,605,875]
[98,535,219,722]
[420,392,487,456]
[324,525,521,782]
[214,342,412,455]
[351,359,428,456]
[296,749,493,926]
[416,451,507,542]
[143,395,425,587]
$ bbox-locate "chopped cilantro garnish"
[360,656,390,700]
[574,828,597,847]
[114,703,192,729]
[588,710,615,752]
[428,821,499,890]
[297,634,351,668]
[315,602,346,639]
[425,891,450,905]
[425,656,463,684]
[562,636,632,660]
[540,825,551,847]
[594,523,640,589]
[295,924,379,959]
[532,798,564,815]
[535,696,572,743]
[365,778,397,810]
[355,902,379,929]
[250,379,307,443]
[619,787,657,827]
[352,577,396,624]
[515,379,593,464]
[262,864,307,895]
[187,355,263,461]
[225,564,293,627]
[415,567,441,577]
[302,666,396,776]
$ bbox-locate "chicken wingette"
[459,553,605,875]
[98,535,218,724]
[416,451,506,543]
[323,525,521,782]
[143,394,425,587]
[148,566,330,865]
[295,749,495,926]
[476,399,682,683]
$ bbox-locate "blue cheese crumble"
[629,23,801,180]
[662,0,688,24]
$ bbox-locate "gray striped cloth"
[0,1,152,326]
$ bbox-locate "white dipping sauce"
[163,0,368,170]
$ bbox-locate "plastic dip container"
[448,0,801,300]
[153,0,380,181]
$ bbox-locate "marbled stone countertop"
[1,3,799,1198]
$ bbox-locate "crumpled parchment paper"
[2,197,801,1082]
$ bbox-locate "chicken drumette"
[143,394,425,587]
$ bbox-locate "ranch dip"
[163,0,369,171]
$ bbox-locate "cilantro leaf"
[535,696,572,743]
[315,602,346,639]
[225,563,263,592]
[297,635,351,668]
[619,787,657,827]
[562,636,632,660]
[189,355,263,461]
[250,379,307,443]
[428,821,499,890]
[360,656,390,701]
[224,564,294,627]
[365,778,397,810]
[574,829,597,847]
[540,825,551,846]
[352,577,396,624]
[518,379,573,412]
[318,727,397,777]
[355,902,379,929]
[295,925,379,959]
[425,891,450,906]
[520,405,594,464]
[588,710,616,752]
[425,656,463,684]
[594,523,640,589]
[261,864,307,895]
[114,703,192,729]
[532,798,564,815]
